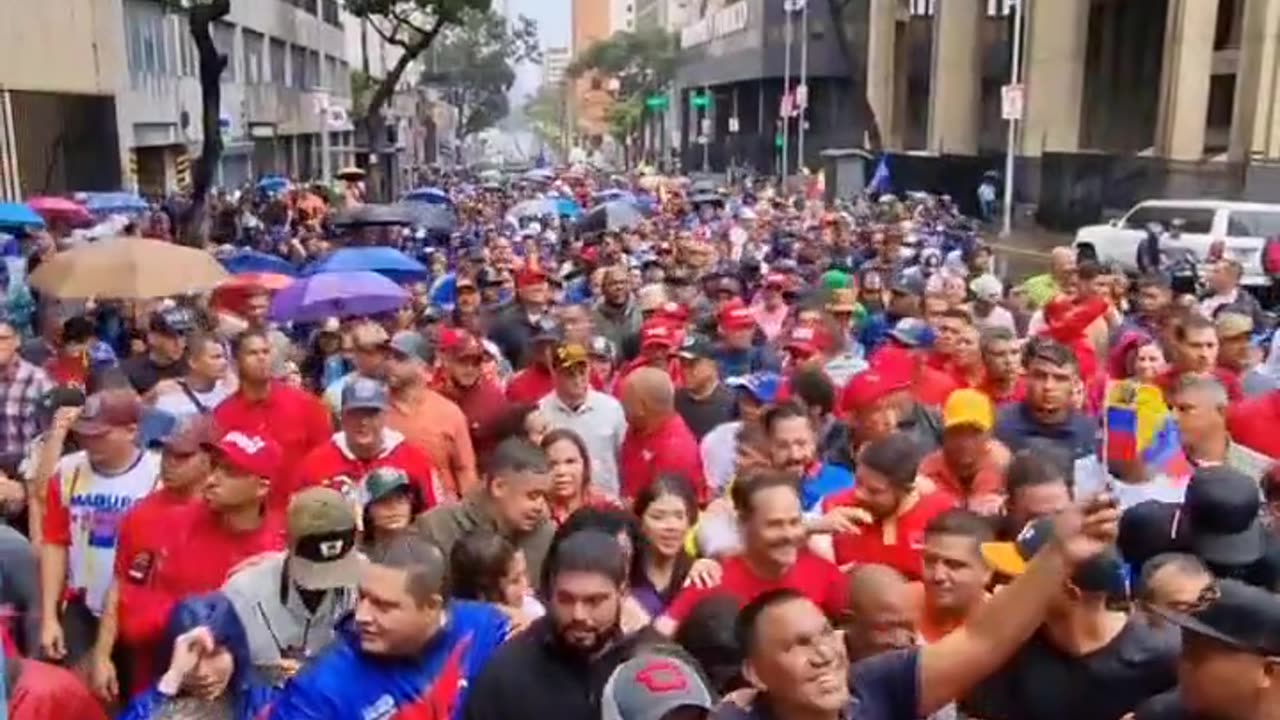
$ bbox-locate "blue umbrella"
[593,189,634,204]
[555,197,582,219]
[220,248,297,276]
[0,203,45,229]
[81,192,148,215]
[304,246,427,283]
[257,176,290,194]
[270,271,409,322]
[401,187,452,205]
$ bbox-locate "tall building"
[572,0,614,142]
[543,47,572,88]
[610,0,636,33]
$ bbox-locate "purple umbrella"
[269,270,408,322]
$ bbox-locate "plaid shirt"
[0,360,52,459]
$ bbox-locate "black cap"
[149,307,196,336]
[1183,466,1264,567]
[890,274,925,297]
[1118,501,1186,569]
[476,267,506,288]
[1156,579,1280,656]
[982,517,1128,596]
[676,333,716,361]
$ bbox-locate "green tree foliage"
[566,27,679,99]
[523,82,570,157]
[420,10,541,140]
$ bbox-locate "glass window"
[243,30,264,84]
[322,0,341,26]
[213,21,237,81]
[270,39,288,84]
[1226,210,1280,238]
[291,45,308,89]
[1123,205,1216,234]
[307,51,322,91]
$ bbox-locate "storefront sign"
[680,1,750,49]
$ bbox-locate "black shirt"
[120,354,188,395]
[675,383,736,440]
[710,649,920,720]
[960,618,1179,720]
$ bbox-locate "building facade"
[610,0,636,34]
[572,0,615,143]
[543,46,572,88]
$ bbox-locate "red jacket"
[433,376,510,457]
[213,382,332,509]
[1227,390,1280,459]
[291,429,438,508]
[619,413,705,503]
[505,364,555,405]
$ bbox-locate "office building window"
[270,38,288,84]
[283,0,319,13]
[336,59,350,95]
[291,45,309,89]
[322,0,341,26]
[213,21,237,81]
[307,50,322,91]
[243,30,264,84]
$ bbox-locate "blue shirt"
[994,402,1098,460]
[800,463,855,513]
[711,649,920,720]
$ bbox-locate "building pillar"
[867,0,901,149]
[1020,0,1088,156]
[1155,0,1220,160]
[1229,0,1280,161]
[927,0,983,154]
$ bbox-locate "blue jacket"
[118,684,275,720]
[713,345,780,380]
[800,463,855,512]
[266,601,509,720]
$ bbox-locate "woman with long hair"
[119,593,273,720]
[630,473,699,619]
[360,467,426,551]
[449,531,544,632]
[541,429,618,525]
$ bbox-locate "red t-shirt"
[291,434,438,509]
[11,659,108,720]
[505,364,555,405]
[159,504,287,596]
[618,413,706,502]
[1227,390,1280,460]
[663,552,846,625]
[980,376,1027,406]
[823,489,957,580]
[213,382,332,509]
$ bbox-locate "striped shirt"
[0,359,52,459]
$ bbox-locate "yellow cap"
[943,389,995,432]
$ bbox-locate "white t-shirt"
[154,380,232,420]
[46,450,161,615]
[1073,455,1189,510]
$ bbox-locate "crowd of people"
[0,170,1275,720]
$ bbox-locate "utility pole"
[1001,0,1025,238]
[701,85,710,172]
[796,0,809,173]
[781,1,794,183]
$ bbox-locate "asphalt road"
[988,226,1074,282]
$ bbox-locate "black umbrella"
[688,192,724,207]
[396,203,457,233]
[690,178,720,195]
[330,203,416,228]
[577,201,645,235]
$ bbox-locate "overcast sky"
[505,0,572,102]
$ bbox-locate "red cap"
[515,266,548,289]
[438,327,485,357]
[655,301,690,325]
[764,273,789,289]
[784,325,829,358]
[640,320,679,350]
[212,431,283,480]
[718,305,755,332]
[840,371,903,415]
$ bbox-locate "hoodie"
[290,428,438,509]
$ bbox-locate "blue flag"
[869,155,892,194]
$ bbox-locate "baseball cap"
[784,325,827,358]
[515,266,548,288]
[655,301,690,325]
[149,307,196,336]
[890,274,925,297]
[73,388,143,436]
[676,334,716,361]
[888,318,934,348]
[763,273,788,289]
[588,335,617,361]
[1214,312,1253,340]
[437,327,485,358]
[943,389,995,432]
[161,414,217,455]
[1153,578,1280,657]
[726,372,782,404]
[640,321,679,351]
[389,330,429,362]
[970,274,1004,302]
[1118,500,1185,569]
[532,318,562,344]
[456,275,479,292]
[826,288,857,313]
[553,342,590,371]
[342,377,389,413]
[718,305,755,333]
[840,371,906,415]
[982,517,1128,595]
[600,654,714,720]
[364,467,412,505]
[286,487,361,590]
[351,322,390,349]
[210,430,283,480]
[1182,466,1265,566]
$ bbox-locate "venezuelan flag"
[1104,381,1193,483]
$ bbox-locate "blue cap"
[889,318,934,348]
[726,372,783,404]
[341,377,389,412]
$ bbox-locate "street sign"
[645,94,669,110]
[728,116,740,134]
[774,133,784,149]
[700,118,712,136]
[1001,83,1024,121]
[690,92,711,109]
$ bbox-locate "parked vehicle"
[1073,199,1280,291]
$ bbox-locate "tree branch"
[363,14,446,133]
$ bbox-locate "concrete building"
[572,0,614,143]
[610,0,636,34]
[543,46,572,88]
[0,0,127,199]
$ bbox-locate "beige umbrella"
[30,236,230,299]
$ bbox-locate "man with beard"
[592,266,642,351]
[463,530,677,720]
[762,402,852,513]
[977,327,1025,404]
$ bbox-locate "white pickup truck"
[1072,199,1280,288]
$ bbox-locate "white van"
[1072,199,1280,287]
